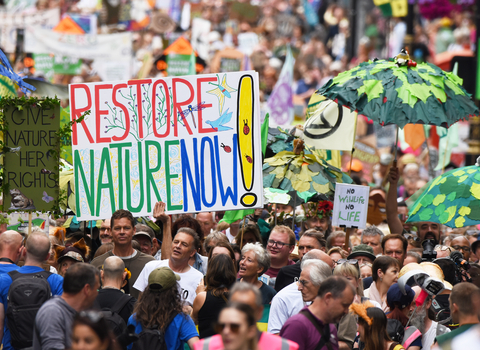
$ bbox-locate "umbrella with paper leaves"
[406,156,480,228]
[316,50,478,159]
[263,138,353,202]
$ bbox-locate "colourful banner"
[267,46,294,126]
[3,104,60,212]
[70,71,263,220]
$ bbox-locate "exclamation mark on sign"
[237,75,257,207]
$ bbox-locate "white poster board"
[332,183,369,229]
[70,71,263,220]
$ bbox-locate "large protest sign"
[0,8,60,53]
[3,103,60,212]
[332,183,369,229]
[70,71,263,220]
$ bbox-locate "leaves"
[317,59,478,128]
[407,165,480,228]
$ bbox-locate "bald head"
[25,232,51,263]
[0,230,23,249]
[0,231,24,263]
[103,256,125,280]
[303,249,334,269]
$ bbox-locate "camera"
[421,239,437,262]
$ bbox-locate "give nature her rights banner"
[70,71,263,220]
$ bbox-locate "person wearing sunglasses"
[215,302,259,350]
[72,311,120,350]
[194,282,299,350]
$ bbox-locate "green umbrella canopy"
[263,148,353,200]
[406,159,480,228]
[316,59,478,128]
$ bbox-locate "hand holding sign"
[332,183,370,229]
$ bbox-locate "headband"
[349,301,374,326]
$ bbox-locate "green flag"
[261,113,269,156]
[219,209,255,224]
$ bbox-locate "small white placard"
[332,183,369,229]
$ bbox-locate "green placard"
[32,53,55,82]
[167,53,191,76]
[53,56,82,75]
[3,103,61,212]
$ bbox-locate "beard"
[409,305,427,334]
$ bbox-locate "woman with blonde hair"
[333,259,364,303]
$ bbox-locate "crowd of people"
[1,0,480,350]
[0,158,479,350]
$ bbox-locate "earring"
[380,277,383,282]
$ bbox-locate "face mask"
[430,294,450,324]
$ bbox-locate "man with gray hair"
[268,250,332,334]
[94,256,136,324]
[361,225,384,256]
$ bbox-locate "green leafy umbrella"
[406,158,480,228]
[316,59,478,128]
[263,147,353,201]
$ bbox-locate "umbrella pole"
[274,204,277,226]
[441,136,450,174]
[394,125,399,163]
[292,195,296,231]
[425,141,435,180]
[348,148,354,176]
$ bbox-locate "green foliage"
[0,96,87,218]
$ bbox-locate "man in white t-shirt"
[133,227,203,306]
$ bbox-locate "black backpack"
[100,294,134,344]
[387,319,405,343]
[131,314,177,350]
[6,270,52,350]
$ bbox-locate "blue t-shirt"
[127,313,198,350]
[0,266,64,350]
[0,263,20,275]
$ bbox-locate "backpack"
[100,294,134,341]
[131,314,177,350]
[6,270,52,350]
[386,319,405,344]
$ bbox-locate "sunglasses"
[337,259,360,271]
[214,322,241,334]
